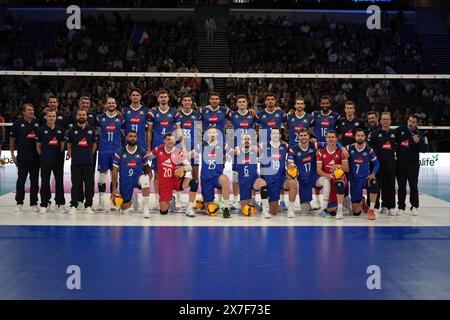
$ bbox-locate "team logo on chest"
[321,119,330,127]
[78,137,88,147]
[26,131,36,139]
[130,116,140,123]
[127,159,137,168]
[49,137,58,146]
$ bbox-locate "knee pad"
[335,180,346,194]
[353,211,361,216]
[368,179,379,194]
[261,186,268,199]
[189,179,198,192]
[160,209,169,215]
[98,172,108,185]
[232,171,238,184]
[139,174,150,188]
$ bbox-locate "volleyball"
[333,168,345,180]
[111,193,124,207]
[207,203,220,216]
[287,165,299,179]
[242,204,256,217]
[194,198,204,210]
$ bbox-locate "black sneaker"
[223,207,231,219]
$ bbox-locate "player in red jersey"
[316,130,349,220]
[149,133,198,217]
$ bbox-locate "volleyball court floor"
[0,166,450,299]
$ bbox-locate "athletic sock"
[369,202,375,210]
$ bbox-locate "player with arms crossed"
[149,133,198,217]
[96,97,124,212]
[347,129,380,220]
[147,90,178,210]
[316,130,349,220]
[111,131,151,218]
[233,133,270,217]
[259,127,298,218]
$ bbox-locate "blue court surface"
[1,225,450,300]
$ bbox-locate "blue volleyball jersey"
[291,142,320,181]
[235,148,259,181]
[260,141,293,177]
[347,144,378,180]
[230,110,256,147]
[175,109,200,150]
[148,107,178,149]
[287,112,314,147]
[199,105,231,136]
[97,112,124,152]
[197,141,228,180]
[122,105,151,150]
[255,108,287,144]
[113,145,149,179]
[311,110,340,142]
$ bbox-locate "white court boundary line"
[1,70,450,79]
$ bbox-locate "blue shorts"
[119,174,141,202]
[98,150,116,172]
[238,174,258,201]
[350,178,368,204]
[262,174,287,202]
[298,175,319,204]
[151,158,157,171]
[201,176,222,203]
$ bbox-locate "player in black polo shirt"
[367,112,398,216]
[365,111,380,136]
[395,114,427,216]
[38,96,68,129]
[336,101,366,146]
[68,96,98,209]
[36,110,66,214]
[9,103,40,213]
[66,109,97,215]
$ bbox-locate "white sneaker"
[335,209,344,220]
[396,209,405,216]
[14,205,23,213]
[411,207,418,216]
[176,200,183,210]
[85,207,95,215]
[310,198,321,211]
[39,207,47,214]
[31,205,40,213]
[143,209,151,219]
[56,205,68,214]
[263,211,271,219]
[77,202,83,211]
[97,200,106,212]
[388,209,396,216]
[68,207,77,215]
[186,207,196,218]
[380,207,388,215]
[287,209,295,218]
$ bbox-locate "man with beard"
[311,96,340,143]
[65,109,97,215]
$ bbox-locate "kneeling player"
[234,133,270,217]
[150,133,198,217]
[111,131,151,217]
[259,128,298,218]
[316,130,349,219]
[347,129,380,220]
[195,126,231,218]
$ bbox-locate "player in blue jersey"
[96,97,124,212]
[286,97,314,148]
[259,127,298,218]
[347,129,380,220]
[122,89,151,151]
[233,132,269,217]
[311,95,340,143]
[175,95,201,208]
[229,95,256,211]
[147,89,178,210]
[111,131,151,218]
[191,126,232,219]
[199,92,232,141]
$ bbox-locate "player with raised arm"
[149,133,198,217]
[147,90,178,211]
[111,131,151,218]
[347,129,380,220]
[96,97,124,212]
[316,130,349,220]
[259,127,298,218]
